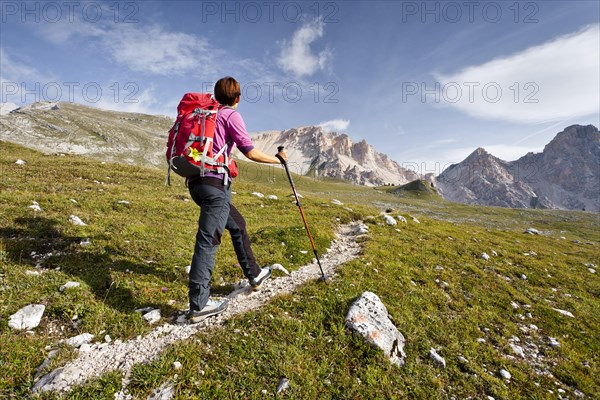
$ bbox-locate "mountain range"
[436,124,600,212]
[1,101,598,211]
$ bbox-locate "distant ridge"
[436,124,600,211]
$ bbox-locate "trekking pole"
[276,146,329,281]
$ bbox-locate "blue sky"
[1,0,599,173]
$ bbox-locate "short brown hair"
[214,77,241,106]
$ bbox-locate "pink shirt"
[204,107,254,180]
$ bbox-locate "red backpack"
[165,93,237,185]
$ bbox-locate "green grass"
[1,141,598,399]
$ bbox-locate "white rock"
[117,200,130,204]
[173,361,182,370]
[548,337,560,348]
[25,270,41,276]
[384,215,397,225]
[8,304,45,330]
[15,159,26,165]
[429,348,446,369]
[270,263,290,275]
[148,382,174,400]
[510,301,520,309]
[477,338,486,344]
[331,199,343,205]
[80,238,91,246]
[458,356,469,364]
[525,228,540,235]
[345,291,406,366]
[521,274,527,280]
[397,216,407,223]
[28,204,42,212]
[185,265,191,274]
[143,309,161,324]
[353,223,369,235]
[491,250,498,256]
[510,344,525,358]
[481,253,490,261]
[66,333,94,348]
[79,343,93,353]
[104,335,112,343]
[411,217,420,224]
[251,192,264,198]
[267,195,278,200]
[300,250,308,254]
[589,268,596,274]
[499,369,511,380]
[68,215,87,226]
[59,281,81,292]
[552,308,575,318]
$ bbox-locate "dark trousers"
[188,179,261,311]
[227,204,261,279]
[188,181,231,311]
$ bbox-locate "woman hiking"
[186,76,287,323]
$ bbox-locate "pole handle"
[276,145,286,165]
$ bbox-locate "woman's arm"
[245,148,287,164]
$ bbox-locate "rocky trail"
[32,222,364,396]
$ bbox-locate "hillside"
[0,102,173,168]
[1,141,599,399]
[436,125,600,211]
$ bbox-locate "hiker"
[186,76,287,322]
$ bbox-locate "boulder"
[8,304,45,330]
[345,291,406,367]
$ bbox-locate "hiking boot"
[250,267,272,290]
[187,298,228,323]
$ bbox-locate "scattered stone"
[185,265,191,274]
[429,348,446,369]
[66,333,94,348]
[173,361,182,370]
[521,274,527,280]
[251,192,264,198]
[16,159,27,165]
[525,228,540,235]
[384,215,397,225]
[397,215,407,223]
[28,202,42,211]
[69,215,87,226]
[481,253,490,261]
[104,335,112,343]
[499,369,511,380]
[353,223,369,235]
[26,270,41,276]
[148,382,174,400]
[435,265,444,271]
[276,377,290,394]
[458,356,469,364]
[510,301,520,309]
[270,263,290,275]
[552,308,575,318]
[548,337,560,348]
[143,309,161,324]
[267,195,278,200]
[345,291,406,366]
[411,217,420,224]
[59,281,81,292]
[80,238,91,246]
[477,338,486,344]
[299,250,308,254]
[491,250,498,256]
[589,268,596,274]
[331,199,343,205]
[8,304,45,330]
[510,344,525,358]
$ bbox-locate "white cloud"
[318,119,350,132]
[435,24,600,123]
[277,19,332,77]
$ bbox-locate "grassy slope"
[1,141,598,399]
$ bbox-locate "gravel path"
[32,222,363,395]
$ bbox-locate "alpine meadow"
[1,0,600,399]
